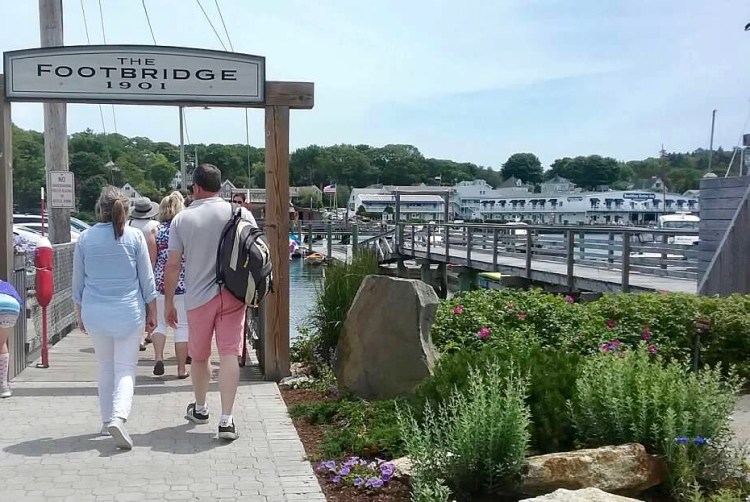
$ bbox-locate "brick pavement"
[0,331,325,502]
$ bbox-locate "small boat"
[305,252,326,266]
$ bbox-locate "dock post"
[621,232,631,292]
[420,260,431,284]
[352,224,359,254]
[307,224,313,253]
[458,268,478,291]
[397,259,407,278]
[326,221,332,259]
[438,262,448,299]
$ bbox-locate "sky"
[1,0,749,170]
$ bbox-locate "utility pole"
[708,109,717,173]
[179,106,186,188]
[40,0,70,243]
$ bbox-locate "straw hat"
[130,197,159,219]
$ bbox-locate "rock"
[290,362,315,377]
[279,375,314,388]
[521,488,641,502]
[334,275,440,400]
[521,444,664,496]
[391,456,413,478]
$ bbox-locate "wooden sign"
[4,45,265,105]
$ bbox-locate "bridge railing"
[397,223,699,291]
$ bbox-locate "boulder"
[520,444,664,496]
[521,488,641,502]
[334,275,439,399]
[279,375,314,389]
[391,456,414,478]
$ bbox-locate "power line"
[214,0,234,51]
[141,0,157,44]
[195,0,227,50]
[95,0,119,134]
[80,0,109,137]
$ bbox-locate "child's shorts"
[0,293,21,328]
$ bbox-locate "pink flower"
[453,305,464,315]
[599,343,610,352]
[505,303,515,310]
[477,326,491,340]
[648,344,657,354]
[517,311,527,321]
[564,295,575,304]
[641,329,652,341]
[610,339,621,348]
[606,319,616,329]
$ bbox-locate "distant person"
[164,164,256,441]
[0,280,22,398]
[231,193,246,206]
[179,189,193,208]
[73,186,157,450]
[147,192,190,379]
[128,197,160,351]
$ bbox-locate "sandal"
[178,373,190,380]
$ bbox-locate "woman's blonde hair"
[158,191,185,222]
[95,186,129,239]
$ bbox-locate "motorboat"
[305,252,326,266]
[656,213,699,245]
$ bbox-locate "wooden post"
[352,224,359,254]
[492,227,499,272]
[444,224,451,263]
[426,224,432,259]
[420,260,431,284]
[566,230,575,289]
[608,232,615,264]
[307,224,313,253]
[40,0,71,244]
[621,231,631,293]
[660,233,668,270]
[525,230,532,278]
[263,105,290,381]
[326,221,332,259]
[0,80,12,283]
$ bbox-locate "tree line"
[11,125,733,213]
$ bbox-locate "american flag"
[323,183,337,194]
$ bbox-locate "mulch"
[281,387,411,502]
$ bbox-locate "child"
[0,280,22,398]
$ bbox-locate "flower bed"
[291,282,750,501]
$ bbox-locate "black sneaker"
[218,419,239,440]
[186,402,209,424]
[153,361,165,376]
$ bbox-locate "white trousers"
[91,330,141,424]
[154,294,189,343]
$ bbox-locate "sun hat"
[130,197,159,219]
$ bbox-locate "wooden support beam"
[263,105,291,381]
[0,80,12,283]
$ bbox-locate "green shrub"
[699,294,750,380]
[306,250,379,365]
[399,360,530,497]
[414,344,580,453]
[571,345,740,454]
[289,398,405,459]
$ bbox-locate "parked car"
[16,222,80,242]
[13,213,90,235]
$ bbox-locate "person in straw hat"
[128,197,160,351]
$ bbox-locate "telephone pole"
[39,0,71,243]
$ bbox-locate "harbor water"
[289,257,324,340]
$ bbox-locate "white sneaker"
[0,383,12,398]
[100,423,111,436]
[108,417,133,450]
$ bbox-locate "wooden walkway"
[407,244,696,293]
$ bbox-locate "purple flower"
[694,436,706,446]
[641,329,652,341]
[365,477,384,488]
[477,326,491,340]
[338,466,351,476]
[648,344,657,354]
[379,463,395,477]
[353,477,365,488]
[565,295,575,303]
[331,475,341,484]
[606,319,616,329]
[600,343,610,352]
[453,305,464,315]
[517,311,527,321]
[610,339,621,348]
[676,436,689,445]
[381,472,392,483]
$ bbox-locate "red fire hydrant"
[34,237,54,368]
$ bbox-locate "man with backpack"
[163,163,258,440]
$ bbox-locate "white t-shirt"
[129,219,159,240]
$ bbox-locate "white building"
[121,183,141,207]
[348,185,449,222]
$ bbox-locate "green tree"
[148,153,177,190]
[78,175,109,212]
[547,155,619,189]
[501,153,543,184]
[69,151,107,180]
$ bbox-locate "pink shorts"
[186,290,246,361]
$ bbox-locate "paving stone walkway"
[0,330,325,502]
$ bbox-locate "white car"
[15,222,80,242]
[13,225,44,247]
[13,213,90,235]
